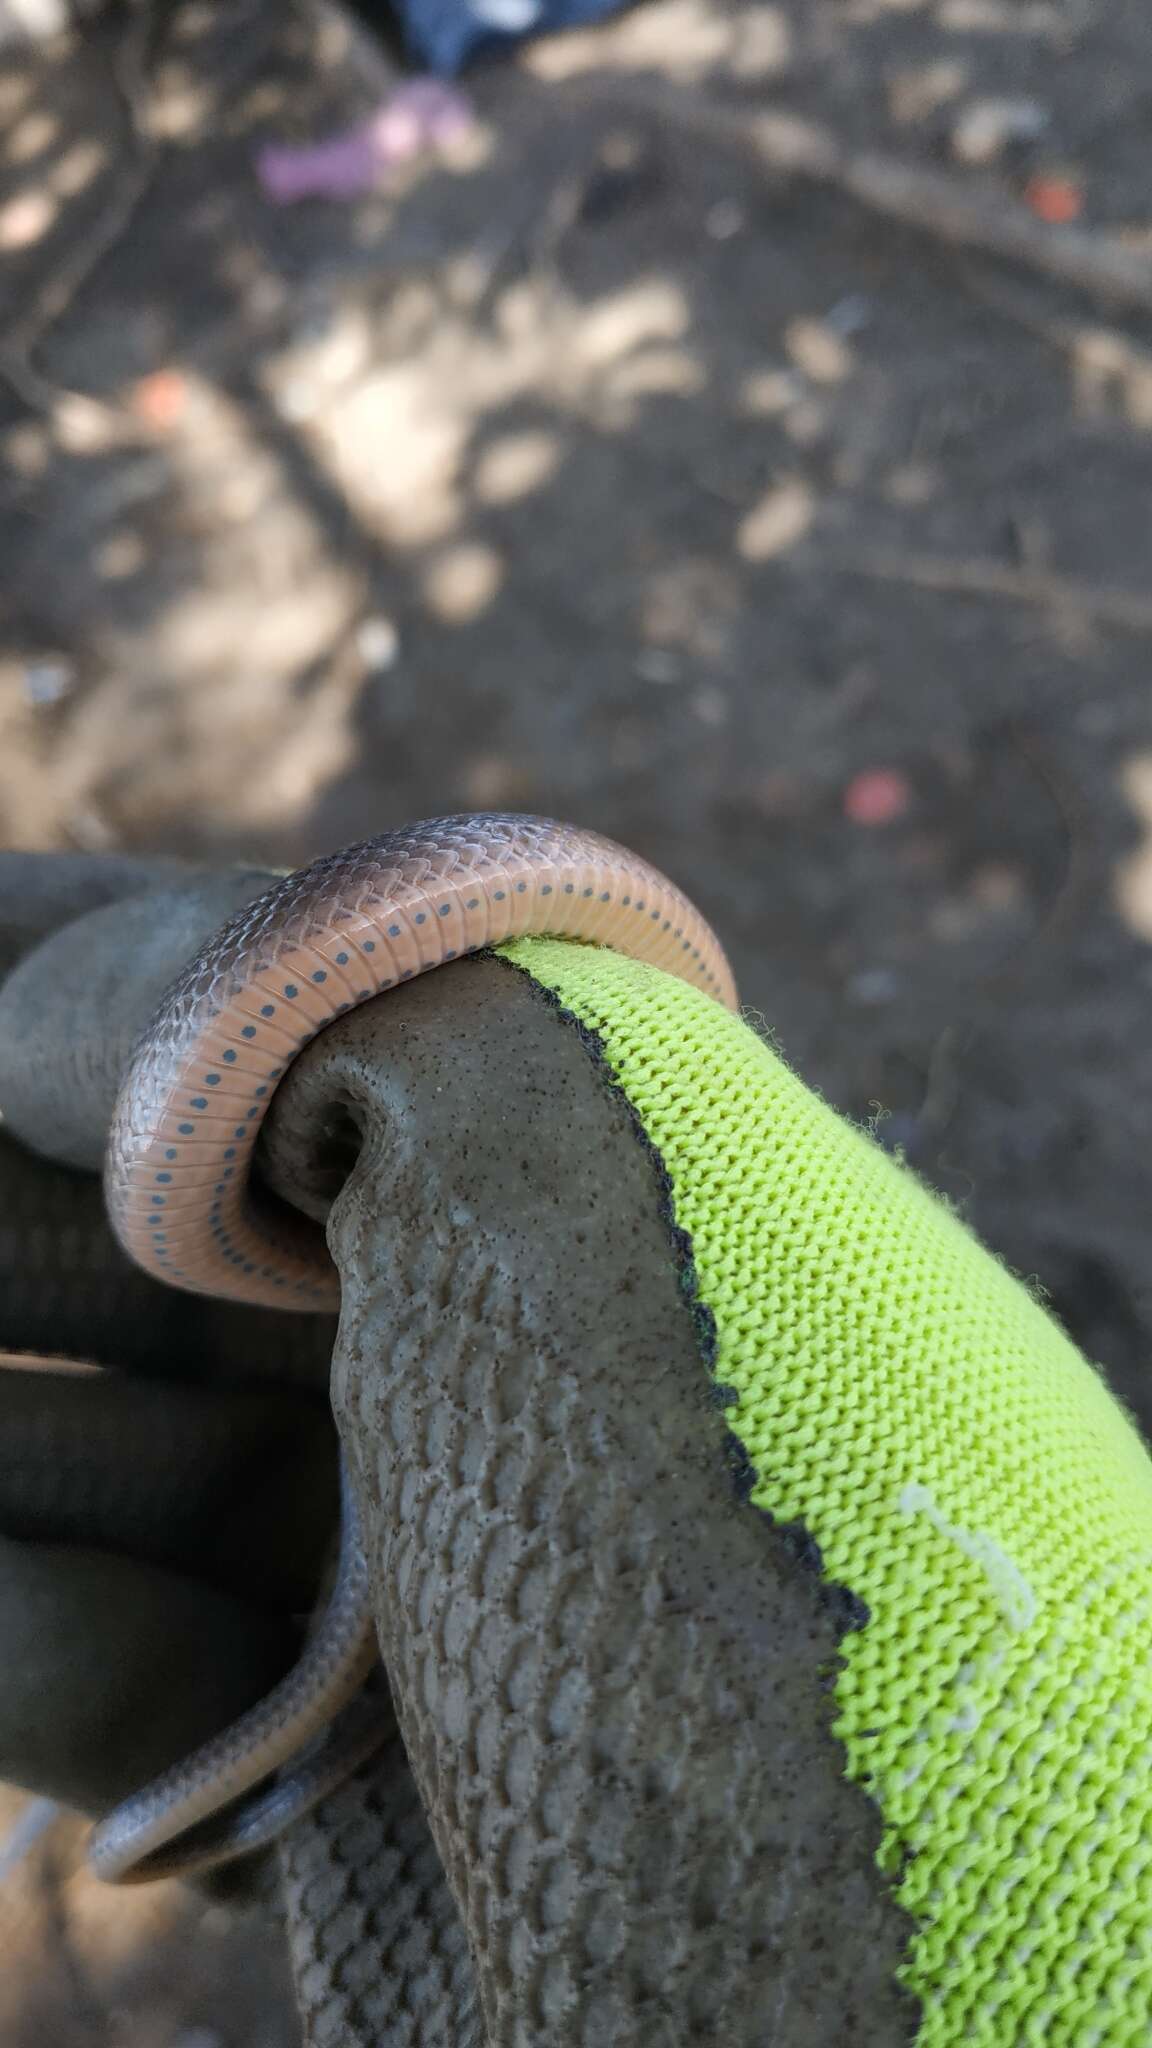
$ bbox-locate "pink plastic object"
[257,81,473,204]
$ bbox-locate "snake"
[88,815,736,1883]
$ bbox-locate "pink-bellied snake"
[88,815,737,1882]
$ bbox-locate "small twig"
[529,162,595,284]
[596,84,1152,315]
[824,547,1152,635]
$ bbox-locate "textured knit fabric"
[501,936,1152,2048]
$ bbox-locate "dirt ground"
[2,0,1152,2040]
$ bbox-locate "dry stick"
[822,548,1152,636]
[584,89,1152,634]
[605,88,1152,316]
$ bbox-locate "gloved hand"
[0,856,338,1830]
[3,852,1152,2048]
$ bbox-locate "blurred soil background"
[2,0,1152,2038]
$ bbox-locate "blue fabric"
[395,0,626,76]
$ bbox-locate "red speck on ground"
[130,369,188,430]
[843,769,913,827]
[1024,175,1084,224]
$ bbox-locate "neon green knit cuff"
[501,936,1152,2048]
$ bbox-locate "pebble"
[705,199,746,240]
[356,616,400,671]
[634,646,681,685]
[951,98,1047,167]
[691,686,728,727]
[848,968,900,1006]
[24,658,74,706]
[825,294,872,338]
[785,317,853,386]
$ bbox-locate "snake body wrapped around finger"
[88,816,736,1881]
[105,815,737,1312]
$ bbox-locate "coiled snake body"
[91,816,736,1881]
